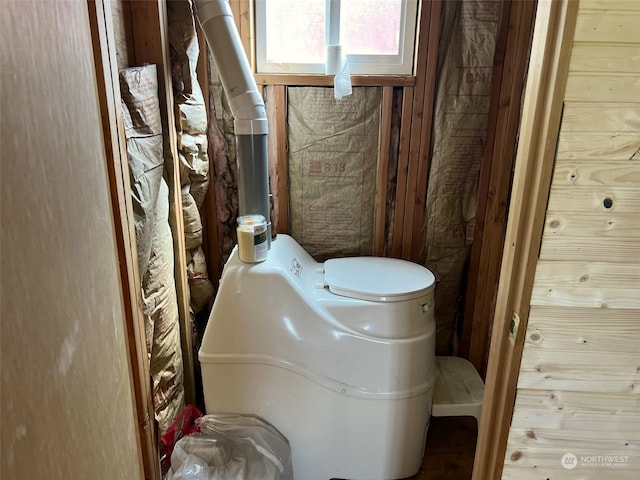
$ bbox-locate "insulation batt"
[168,0,214,314]
[120,64,185,433]
[422,0,500,354]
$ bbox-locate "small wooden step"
[431,356,484,422]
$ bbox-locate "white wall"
[1,1,143,478]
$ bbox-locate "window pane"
[265,0,326,64]
[340,0,402,56]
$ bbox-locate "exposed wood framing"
[110,0,135,69]
[400,0,434,259]
[374,87,394,255]
[471,1,579,479]
[230,0,254,70]
[126,0,196,405]
[409,0,444,262]
[87,0,158,478]
[390,86,415,258]
[196,19,223,288]
[461,0,537,376]
[265,85,290,234]
[389,0,442,260]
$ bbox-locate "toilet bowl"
[199,235,437,479]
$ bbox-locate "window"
[255,0,419,75]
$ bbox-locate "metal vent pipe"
[195,0,271,238]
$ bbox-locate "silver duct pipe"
[195,0,271,238]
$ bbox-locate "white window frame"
[255,0,419,75]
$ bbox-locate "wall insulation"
[120,65,185,434]
[423,0,501,354]
[288,87,380,259]
[207,48,239,263]
[168,0,214,315]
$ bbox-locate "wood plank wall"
[502,1,640,478]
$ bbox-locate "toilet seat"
[324,257,436,302]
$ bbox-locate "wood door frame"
[87,1,159,478]
[471,1,579,478]
[89,0,204,477]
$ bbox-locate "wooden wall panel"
[570,44,640,74]
[547,185,640,212]
[502,0,640,477]
[556,132,640,160]
[525,326,640,354]
[552,161,640,186]
[562,103,640,132]
[579,0,640,10]
[574,12,640,43]
[565,74,640,103]
[533,261,640,289]
[544,211,640,237]
[502,465,637,480]
[529,285,640,309]
[539,236,640,262]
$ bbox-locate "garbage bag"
[167,414,293,480]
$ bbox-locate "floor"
[410,416,478,480]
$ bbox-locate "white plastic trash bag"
[167,414,293,480]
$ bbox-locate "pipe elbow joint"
[195,0,231,22]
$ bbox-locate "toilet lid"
[324,257,436,302]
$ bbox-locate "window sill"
[255,74,416,87]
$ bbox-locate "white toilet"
[199,234,437,480]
